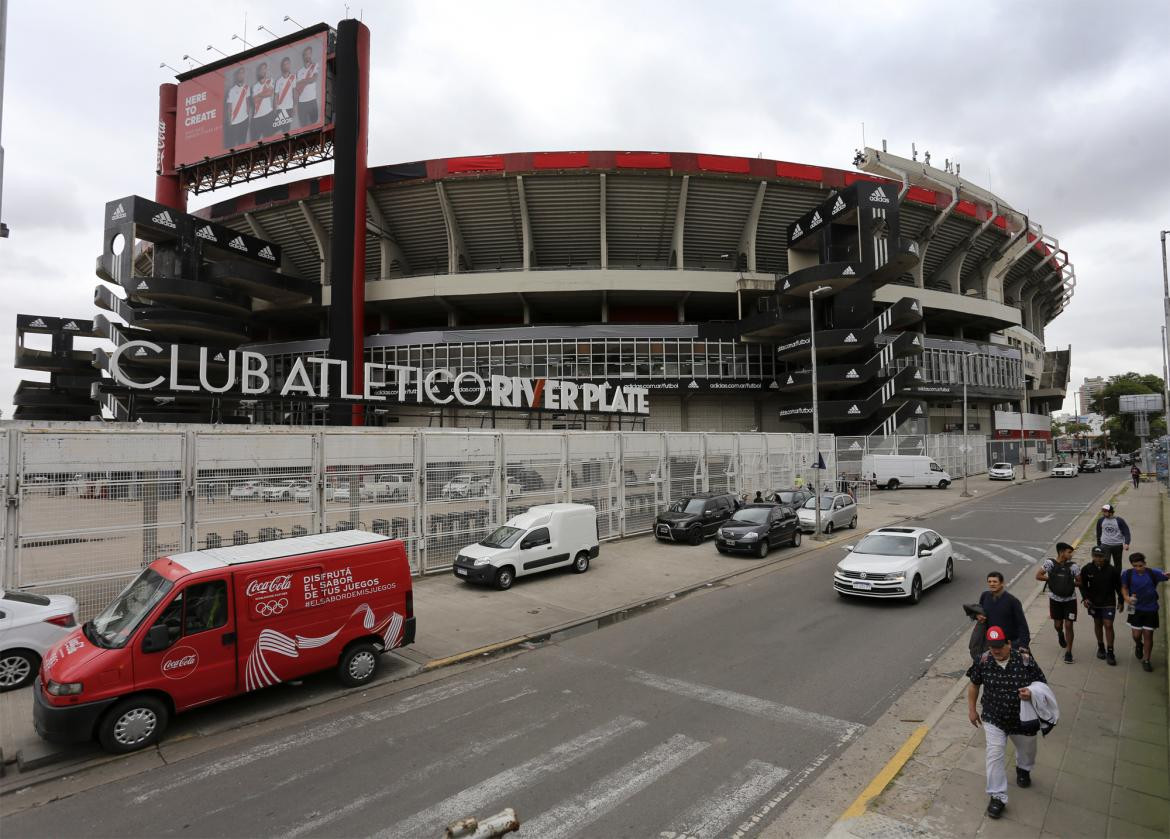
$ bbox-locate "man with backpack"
[1036,542,1081,663]
[1096,504,1131,574]
[1121,552,1168,672]
[1080,546,1122,665]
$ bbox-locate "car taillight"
[44,613,76,628]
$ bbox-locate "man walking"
[967,626,1046,820]
[1121,553,1168,672]
[1096,504,1131,574]
[1036,542,1080,663]
[976,571,1031,651]
[1080,546,1122,665]
[1130,463,1141,489]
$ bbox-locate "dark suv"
[655,493,739,545]
[716,503,801,558]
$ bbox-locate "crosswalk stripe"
[998,546,1041,563]
[524,734,709,839]
[662,759,790,839]
[952,552,973,562]
[953,542,1009,565]
[628,669,864,743]
[373,716,646,839]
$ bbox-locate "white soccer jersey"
[252,79,274,117]
[297,63,318,103]
[227,84,249,124]
[274,74,296,111]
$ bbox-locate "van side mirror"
[142,624,172,653]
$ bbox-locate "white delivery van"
[862,454,952,490]
[452,503,599,590]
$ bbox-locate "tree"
[1090,372,1166,451]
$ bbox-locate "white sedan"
[1051,463,1078,478]
[988,462,1015,481]
[0,589,79,690]
[833,526,955,604]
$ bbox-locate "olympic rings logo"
[255,598,288,617]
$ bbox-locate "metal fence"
[5,425,913,620]
[834,433,989,483]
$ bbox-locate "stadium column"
[154,84,186,212]
[329,19,371,425]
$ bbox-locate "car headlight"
[473,557,492,566]
[888,573,906,582]
[46,680,83,696]
[740,532,760,541]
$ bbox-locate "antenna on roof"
[882,139,887,153]
[911,143,918,161]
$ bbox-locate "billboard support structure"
[155,83,186,211]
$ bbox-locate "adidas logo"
[257,245,275,260]
[844,333,858,343]
[62,321,79,331]
[151,210,177,229]
[810,211,822,228]
[846,369,859,379]
[769,381,779,389]
[213,352,226,362]
[134,346,148,357]
[136,280,150,290]
[909,241,920,254]
[783,280,791,290]
[911,301,920,311]
[914,370,923,379]
[195,225,217,242]
[849,441,862,450]
[687,380,699,389]
[847,404,861,415]
[912,336,921,345]
[28,318,47,328]
[832,197,846,215]
[842,266,855,276]
[786,375,795,385]
[870,188,890,204]
[228,236,247,251]
[915,405,924,414]
[792,223,803,239]
[111,203,127,221]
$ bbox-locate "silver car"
[796,493,858,534]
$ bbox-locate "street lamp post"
[809,285,832,540]
[961,352,974,497]
[1161,230,1170,487]
[1020,374,1028,480]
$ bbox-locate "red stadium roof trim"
[533,152,590,170]
[615,151,673,169]
[696,154,751,174]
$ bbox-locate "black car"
[716,503,801,558]
[767,488,812,508]
[1079,459,1102,473]
[506,466,545,491]
[655,492,739,545]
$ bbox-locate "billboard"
[1119,393,1163,413]
[174,28,331,168]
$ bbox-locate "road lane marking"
[1034,514,1056,523]
[130,667,524,803]
[951,542,1009,565]
[662,759,790,839]
[951,552,973,562]
[627,669,864,743]
[372,716,647,839]
[524,733,709,839]
[949,510,974,521]
[998,546,1042,563]
[730,749,837,838]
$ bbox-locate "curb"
[830,477,1125,831]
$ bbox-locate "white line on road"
[952,552,973,562]
[372,715,647,839]
[949,510,974,521]
[952,542,1009,565]
[1034,514,1056,523]
[662,759,790,839]
[729,749,837,839]
[998,546,1042,563]
[627,669,864,743]
[523,733,710,839]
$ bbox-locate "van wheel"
[0,650,39,691]
[338,643,379,687]
[494,566,515,590]
[688,527,703,546]
[99,695,169,754]
[938,480,950,489]
[790,530,802,547]
[887,479,899,491]
[572,551,590,573]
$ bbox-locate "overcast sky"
[1,0,1168,420]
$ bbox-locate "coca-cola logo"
[161,646,199,680]
[246,575,292,598]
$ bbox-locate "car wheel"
[338,642,380,687]
[907,575,923,605]
[494,566,515,590]
[572,551,590,573]
[791,530,802,547]
[849,516,857,529]
[688,527,703,546]
[0,650,39,691]
[887,479,899,491]
[938,480,950,489]
[99,695,169,754]
[943,557,955,584]
[824,521,834,535]
[716,547,729,555]
[756,540,769,559]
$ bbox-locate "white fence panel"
[620,433,664,536]
[421,431,499,573]
[566,433,620,540]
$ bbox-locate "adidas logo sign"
[213,352,226,362]
[62,321,79,331]
[28,318,47,328]
[792,223,803,239]
[136,281,150,290]
[849,441,862,450]
[810,211,822,228]
[134,346,148,356]
[832,196,846,215]
[195,225,217,242]
[151,210,177,229]
[846,369,859,379]
[915,405,924,414]
[111,203,127,221]
[911,301,920,311]
[228,236,247,251]
[688,380,699,389]
[870,188,890,204]
[914,370,923,379]
[844,333,858,343]
[786,375,795,385]
[909,241,920,254]
[847,404,861,415]
[769,381,779,389]
[783,280,791,290]
[912,336,921,345]
[257,245,275,260]
[842,266,855,276]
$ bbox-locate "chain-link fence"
[835,433,989,484]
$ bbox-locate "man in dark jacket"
[967,626,1047,820]
[1096,504,1131,574]
[1080,545,1122,665]
[975,571,1031,652]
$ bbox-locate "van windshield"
[88,568,173,649]
[480,526,524,549]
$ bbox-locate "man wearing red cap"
[967,625,1047,820]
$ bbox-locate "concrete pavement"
[824,482,1170,838]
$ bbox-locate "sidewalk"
[1,474,1034,784]
[829,485,1170,838]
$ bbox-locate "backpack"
[1047,561,1076,598]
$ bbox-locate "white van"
[452,503,599,590]
[862,454,952,490]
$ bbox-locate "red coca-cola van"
[34,531,414,753]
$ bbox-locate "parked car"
[452,503,599,590]
[359,473,411,502]
[0,589,79,691]
[293,482,352,503]
[766,488,813,509]
[1104,455,1125,469]
[796,493,858,534]
[229,481,268,500]
[262,480,309,501]
[833,526,955,604]
[988,463,1015,481]
[440,474,475,499]
[1051,462,1078,478]
[654,493,739,545]
[1078,459,1102,473]
[505,466,545,492]
[716,503,801,558]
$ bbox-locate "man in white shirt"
[269,57,297,137]
[223,66,250,149]
[249,62,275,142]
[295,45,320,128]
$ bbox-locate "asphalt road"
[3,471,1123,839]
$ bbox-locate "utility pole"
[1161,230,1170,486]
[961,352,974,496]
[1020,374,1028,479]
[809,285,831,540]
